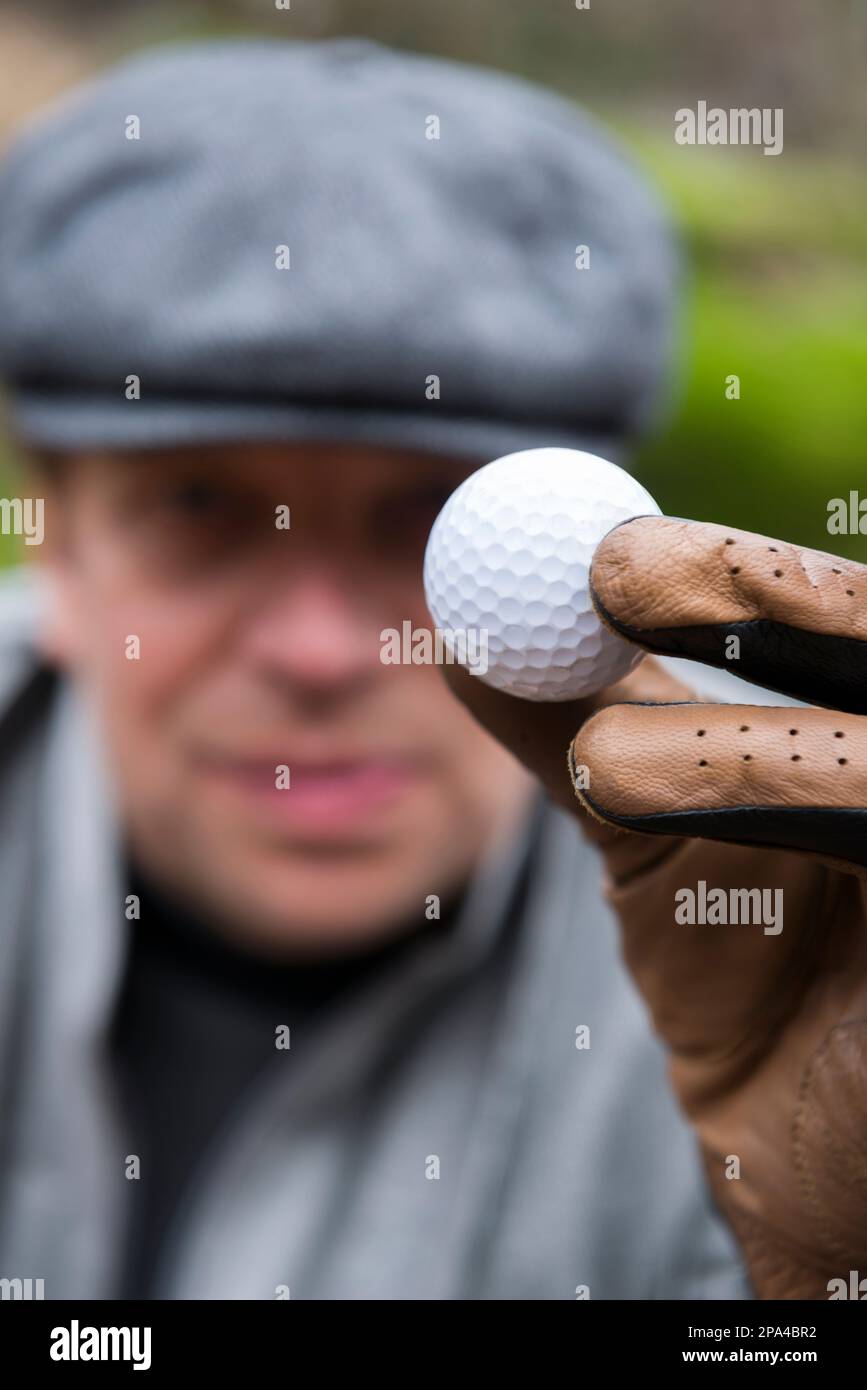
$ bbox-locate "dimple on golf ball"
[423,448,661,702]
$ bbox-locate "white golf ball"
[423,448,661,702]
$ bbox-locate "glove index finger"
[590,516,867,714]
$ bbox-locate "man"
[0,38,750,1300]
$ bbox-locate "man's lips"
[190,752,427,831]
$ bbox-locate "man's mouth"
[190,752,428,833]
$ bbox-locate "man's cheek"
[75,606,185,735]
[83,592,200,677]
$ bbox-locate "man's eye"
[163,481,230,516]
[376,486,453,533]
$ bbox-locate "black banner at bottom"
[1,1295,862,1374]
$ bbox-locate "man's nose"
[240,570,381,691]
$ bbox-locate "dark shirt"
[109,864,460,1299]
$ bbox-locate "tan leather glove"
[443,515,867,1300]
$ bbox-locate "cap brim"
[8,392,624,466]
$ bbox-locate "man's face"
[34,443,534,955]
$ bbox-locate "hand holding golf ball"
[423,448,661,701]
[429,467,867,1301]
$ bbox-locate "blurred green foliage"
[622,138,867,558]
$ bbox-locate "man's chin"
[205,895,440,957]
[182,840,462,958]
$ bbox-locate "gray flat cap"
[0,38,678,461]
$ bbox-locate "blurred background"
[1,0,865,562]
